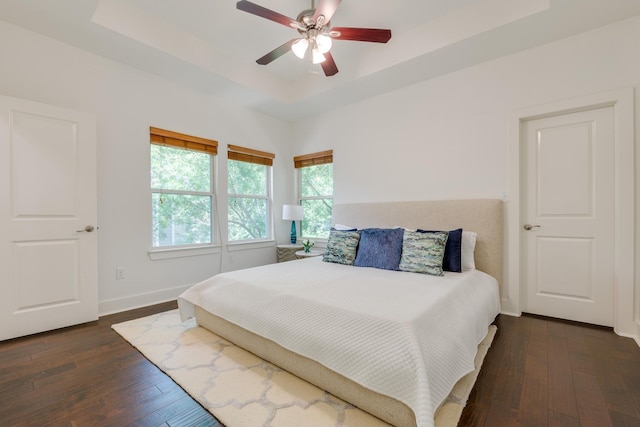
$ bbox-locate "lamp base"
[290,221,297,244]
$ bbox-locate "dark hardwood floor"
[460,313,640,427]
[0,301,220,427]
[1,303,639,427]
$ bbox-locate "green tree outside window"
[151,145,214,247]
[300,163,333,239]
[227,159,271,241]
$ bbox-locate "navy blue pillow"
[353,228,405,271]
[416,228,463,273]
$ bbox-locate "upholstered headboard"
[332,199,503,285]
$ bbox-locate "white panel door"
[0,95,97,340]
[522,106,614,326]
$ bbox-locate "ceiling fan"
[236,0,392,76]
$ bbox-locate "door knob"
[523,224,541,231]
[76,225,95,233]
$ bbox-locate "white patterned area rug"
[112,310,496,427]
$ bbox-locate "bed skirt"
[197,305,425,427]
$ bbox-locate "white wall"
[294,17,640,205]
[293,16,640,337]
[0,21,296,314]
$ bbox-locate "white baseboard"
[99,284,193,316]
[499,309,522,317]
[615,331,640,346]
[632,321,640,348]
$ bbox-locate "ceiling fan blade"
[256,39,296,65]
[330,27,392,43]
[321,51,339,76]
[236,1,301,29]
[313,0,342,27]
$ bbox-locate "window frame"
[227,145,275,243]
[295,150,333,241]
[149,127,218,251]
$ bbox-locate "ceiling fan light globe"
[291,38,309,59]
[316,33,332,53]
[311,48,326,64]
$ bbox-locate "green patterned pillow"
[323,229,361,265]
[399,230,449,276]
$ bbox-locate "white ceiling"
[2,0,640,121]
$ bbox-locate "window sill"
[226,240,276,252]
[148,245,222,261]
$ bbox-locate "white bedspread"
[178,257,500,427]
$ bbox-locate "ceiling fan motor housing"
[295,8,329,34]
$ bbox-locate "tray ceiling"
[1,0,639,120]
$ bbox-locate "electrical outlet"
[116,268,125,280]
[227,254,233,263]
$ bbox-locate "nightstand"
[295,250,323,259]
[276,244,303,262]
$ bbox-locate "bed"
[178,199,503,427]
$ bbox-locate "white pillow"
[461,231,477,270]
[333,224,357,231]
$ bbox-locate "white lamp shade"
[282,205,304,221]
[291,38,309,59]
[316,34,332,53]
[311,48,326,64]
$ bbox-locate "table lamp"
[282,205,304,244]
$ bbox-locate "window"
[227,145,274,241]
[295,150,333,239]
[150,127,217,248]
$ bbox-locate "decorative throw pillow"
[399,230,449,276]
[353,228,404,271]
[461,231,477,270]
[323,229,361,265]
[416,228,463,273]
